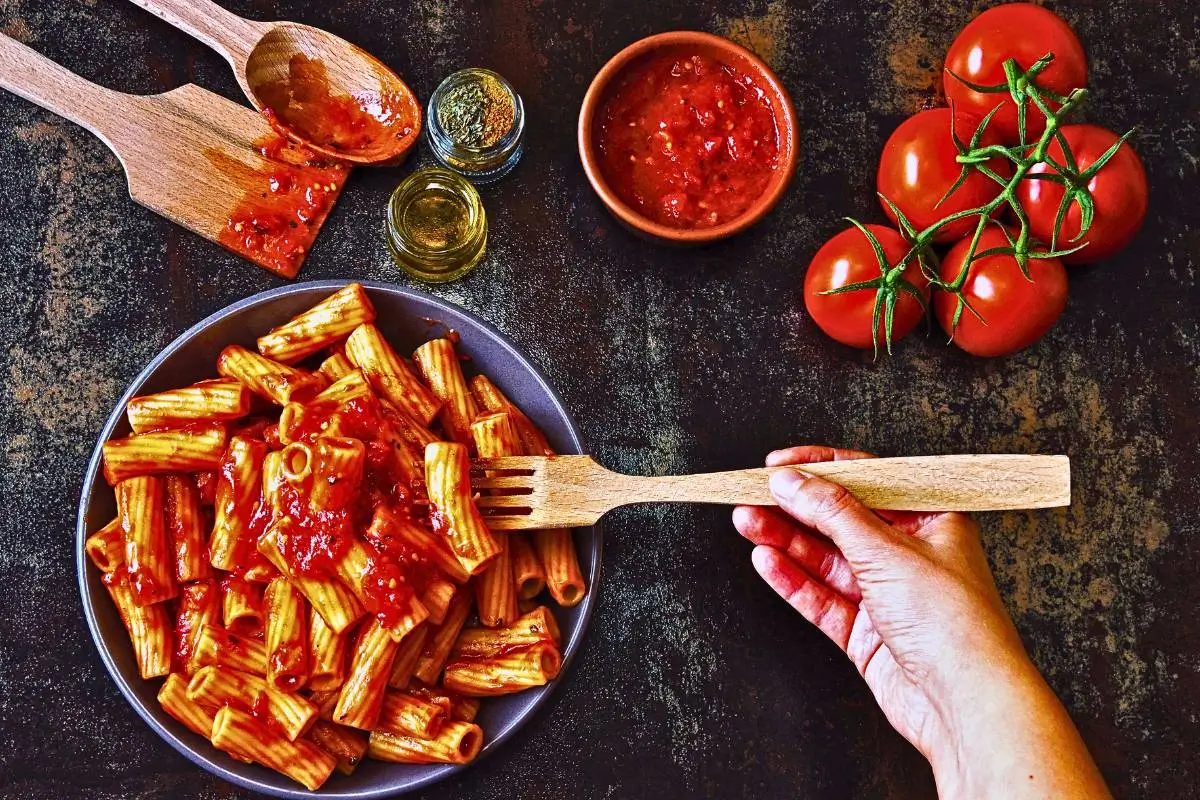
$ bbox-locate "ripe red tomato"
[877,108,1014,242]
[934,226,1068,357]
[944,3,1087,143]
[1017,124,1148,264]
[804,224,930,350]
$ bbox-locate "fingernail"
[769,468,808,500]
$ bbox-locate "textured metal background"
[0,1,1196,798]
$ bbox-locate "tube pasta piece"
[308,720,369,776]
[264,577,309,692]
[387,626,429,690]
[256,284,376,365]
[535,529,587,607]
[102,567,171,679]
[261,450,285,516]
[258,523,365,634]
[366,506,470,585]
[118,475,177,606]
[470,412,521,627]
[103,423,228,486]
[318,352,355,382]
[510,534,545,600]
[210,705,336,791]
[333,619,400,730]
[443,641,562,697]
[174,579,220,673]
[163,475,211,582]
[380,398,440,452]
[189,624,268,676]
[419,578,456,626]
[242,561,279,584]
[368,721,483,765]
[452,606,561,660]
[374,691,448,739]
[413,588,474,685]
[308,688,340,721]
[449,694,481,723]
[158,673,216,737]
[126,379,252,434]
[217,344,328,406]
[344,323,440,424]
[187,665,316,741]
[85,517,124,574]
[310,437,365,514]
[308,606,349,692]
[413,338,478,446]
[221,574,264,634]
[332,535,428,642]
[468,374,553,457]
[313,370,372,405]
[209,436,268,572]
[425,443,500,576]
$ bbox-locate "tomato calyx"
[818,218,931,357]
[1042,127,1137,251]
[945,52,1070,147]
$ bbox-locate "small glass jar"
[426,68,525,184]
[385,167,487,283]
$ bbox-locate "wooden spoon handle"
[619,455,1070,511]
[126,0,264,64]
[0,34,132,146]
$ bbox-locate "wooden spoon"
[0,32,348,278]
[471,454,1071,530]
[127,0,422,165]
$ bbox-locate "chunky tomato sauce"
[273,394,440,628]
[257,54,417,155]
[597,51,781,229]
[210,133,347,279]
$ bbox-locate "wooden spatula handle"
[0,33,127,143]
[127,0,264,63]
[621,455,1070,512]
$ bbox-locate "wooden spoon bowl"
[243,23,422,164]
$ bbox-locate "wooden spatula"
[472,454,1071,530]
[0,32,348,278]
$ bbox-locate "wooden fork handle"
[127,0,265,64]
[621,455,1070,512]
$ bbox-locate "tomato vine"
[838,51,1136,348]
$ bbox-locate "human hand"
[734,445,1110,799]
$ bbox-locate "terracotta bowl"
[578,31,799,244]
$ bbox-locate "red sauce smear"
[597,51,781,229]
[256,54,417,155]
[210,132,348,279]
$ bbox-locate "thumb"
[769,468,911,570]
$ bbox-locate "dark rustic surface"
[0,0,1196,798]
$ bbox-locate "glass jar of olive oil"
[385,167,487,283]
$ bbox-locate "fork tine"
[475,495,536,508]
[472,476,535,490]
[472,457,542,472]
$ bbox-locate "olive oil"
[385,167,487,283]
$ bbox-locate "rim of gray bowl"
[75,279,604,799]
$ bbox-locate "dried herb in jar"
[436,73,515,149]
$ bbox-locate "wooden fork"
[471,454,1070,530]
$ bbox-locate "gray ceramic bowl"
[76,280,602,798]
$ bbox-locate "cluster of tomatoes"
[804,3,1149,357]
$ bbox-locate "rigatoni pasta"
[90,284,588,791]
